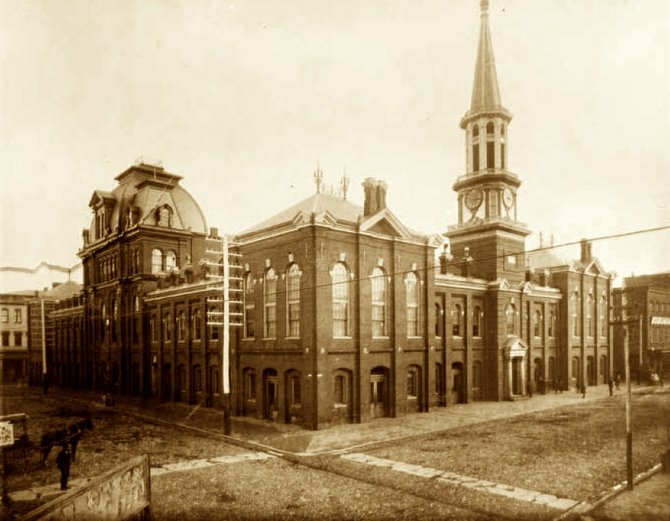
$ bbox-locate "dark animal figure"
[40,416,93,465]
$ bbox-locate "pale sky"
[1,0,668,284]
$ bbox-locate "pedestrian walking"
[553,378,558,394]
[70,426,81,462]
[580,381,586,398]
[608,378,614,396]
[56,444,71,490]
[615,372,621,390]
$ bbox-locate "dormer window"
[156,205,172,227]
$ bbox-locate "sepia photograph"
[1,0,669,520]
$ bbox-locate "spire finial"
[313,159,324,194]
[481,0,489,16]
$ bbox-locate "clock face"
[464,189,484,211]
[503,189,514,209]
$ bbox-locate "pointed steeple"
[461,0,511,128]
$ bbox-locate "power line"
[55,223,670,322]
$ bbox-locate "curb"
[550,463,663,521]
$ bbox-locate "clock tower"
[446,0,530,283]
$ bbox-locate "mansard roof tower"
[446,0,530,282]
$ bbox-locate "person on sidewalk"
[615,372,621,390]
[580,381,586,398]
[56,444,71,490]
[608,378,614,396]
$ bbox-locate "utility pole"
[41,299,48,394]
[205,233,243,435]
[624,323,633,490]
[611,299,634,490]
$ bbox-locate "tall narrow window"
[473,144,480,171]
[548,308,556,338]
[290,375,301,406]
[286,264,301,337]
[163,312,171,343]
[572,291,581,337]
[332,263,350,337]
[151,249,163,274]
[486,141,495,168]
[264,269,277,338]
[501,143,506,169]
[472,306,482,337]
[406,272,420,337]
[435,303,443,337]
[407,366,419,399]
[452,304,462,337]
[244,273,255,339]
[600,296,607,337]
[506,303,516,335]
[165,250,177,271]
[533,310,542,338]
[472,125,479,138]
[177,311,186,342]
[587,294,595,337]
[192,308,202,341]
[14,309,22,323]
[1,309,8,323]
[150,315,157,343]
[334,373,347,405]
[209,307,220,340]
[371,267,387,337]
[111,299,118,342]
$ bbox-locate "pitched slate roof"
[240,192,363,235]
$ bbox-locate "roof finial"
[340,167,350,200]
[313,159,323,194]
[481,0,489,17]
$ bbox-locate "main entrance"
[370,367,389,418]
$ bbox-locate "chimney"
[210,227,219,239]
[439,244,452,275]
[580,238,592,263]
[362,178,388,216]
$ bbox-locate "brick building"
[26,281,82,388]
[0,291,34,383]
[613,272,670,383]
[36,1,615,429]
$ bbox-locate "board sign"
[0,421,14,447]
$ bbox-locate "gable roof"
[239,192,363,236]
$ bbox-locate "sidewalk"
[47,382,658,455]
[588,471,670,521]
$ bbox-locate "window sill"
[262,337,277,341]
[372,336,390,340]
[334,403,348,409]
[285,336,301,340]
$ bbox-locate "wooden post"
[624,324,633,490]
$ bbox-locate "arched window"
[286,264,301,338]
[533,310,542,338]
[472,124,479,138]
[486,121,495,134]
[406,272,420,337]
[177,310,186,342]
[452,303,463,337]
[572,291,581,337]
[505,303,516,335]
[264,269,277,338]
[151,249,163,274]
[244,272,255,339]
[371,267,387,337]
[472,306,482,337]
[332,263,350,337]
[191,308,202,341]
[165,250,177,271]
